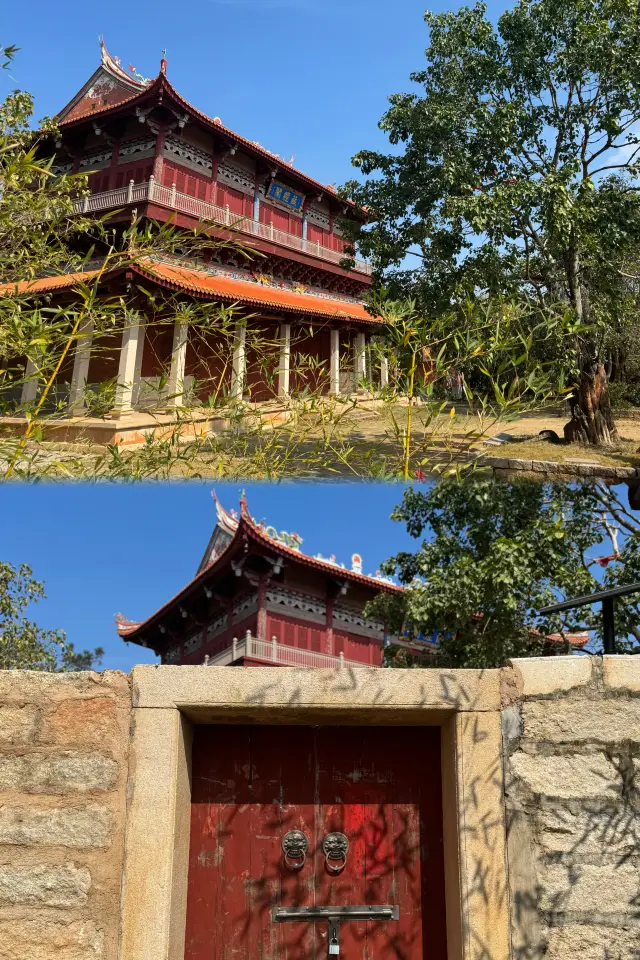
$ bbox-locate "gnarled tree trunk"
[564,359,618,445]
[562,246,618,446]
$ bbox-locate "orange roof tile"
[0,261,380,324]
[0,270,101,296]
[137,261,379,323]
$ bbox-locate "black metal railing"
[540,581,640,654]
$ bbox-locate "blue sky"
[0,483,416,672]
[3,0,512,194]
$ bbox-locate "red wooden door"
[185,726,447,960]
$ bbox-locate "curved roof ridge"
[56,56,356,208]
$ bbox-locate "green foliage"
[366,478,640,668]
[0,561,103,670]
[343,0,640,442]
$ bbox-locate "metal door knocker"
[282,830,309,870]
[322,832,349,873]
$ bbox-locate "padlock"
[329,939,340,956]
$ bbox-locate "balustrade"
[203,631,364,669]
[75,179,372,275]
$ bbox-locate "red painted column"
[207,148,220,204]
[226,597,234,645]
[108,141,120,189]
[325,595,334,655]
[152,125,166,184]
[256,577,267,640]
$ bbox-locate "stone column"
[68,318,94,415]
[165,318,189,408]
[354,331,367,386]
[330,329,340,395]
[20,356,40,407]
[231,321,247,400]
[112,315,145,418]
[278,323,291,398]
[380,355,389,390]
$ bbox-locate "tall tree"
[343,0,640,445]
[365,479,640,668]
[0,561,103,670]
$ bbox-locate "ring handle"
[322,832,349,873]
[282,830,309,871]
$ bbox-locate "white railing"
[74,178,372,276]
[203,630,374,669]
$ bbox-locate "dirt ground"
[3,404,639,479]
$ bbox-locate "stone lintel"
[131,665,502,715]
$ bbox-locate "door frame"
[119,666,509,960]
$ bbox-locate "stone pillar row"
[20,318,389,414]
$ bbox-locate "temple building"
[116,494,590,668]
[116,494,404,668]
[3,42,386,434]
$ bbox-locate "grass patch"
[489,437,640,467]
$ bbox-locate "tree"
[0,561,103,670]
[343,0,640,445]
[366,478,640,668]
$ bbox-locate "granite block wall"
[0,671,131,960]
[503,656,640,960]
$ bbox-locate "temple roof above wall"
[115,493,402,645]
[56,41,149,124]
[54,43,360,216]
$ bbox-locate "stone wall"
[2,661,640,960]
[0,671,131,960]
[503,656,640,960]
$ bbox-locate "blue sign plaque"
[267,181,304,211]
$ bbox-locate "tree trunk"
[562,245,618,446]
[564,359,619,445]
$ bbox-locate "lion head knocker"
[282,830,309,870]
[322,832,349,873]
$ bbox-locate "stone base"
[0,402,292,448]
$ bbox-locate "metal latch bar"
[271,906,399,922]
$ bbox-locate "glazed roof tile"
[137,261,379,323]
[0,261,379,324]
[0,270,101,296]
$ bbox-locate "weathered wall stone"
[0,704,38,744]
[0,806,112,847]
[508,751,621,799]
[544,924,640,960]
[0,916,104,960]
[538,862,640,914]
[521,697,640,744]
[44,698,120,747]
[536,805,640,856]
[0,863,91,907]
[508,656,593,697]
[0,752,118,793]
